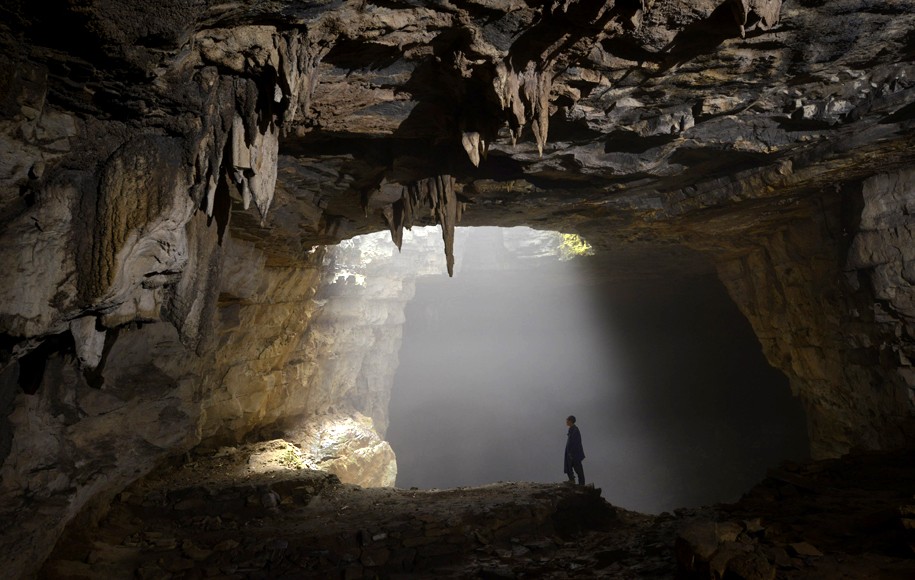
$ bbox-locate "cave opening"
[383,227,809,514]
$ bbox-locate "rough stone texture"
[3,0,915,577]
[37,449,915,580]
[197,238,324,443]
[293,412,397,487]
[717,185,915,459]
[674,453,915,580]
[0,321,202,580]
[297,228,448,438]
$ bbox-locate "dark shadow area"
[656,3,741,72]
[322,40,406,72]
[17,332,75,395]
[604,130,679,155]
[387,234,808,513]
[666,147,771,179]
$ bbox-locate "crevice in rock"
[0,361,19,470]
[15,332,74,396]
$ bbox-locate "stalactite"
[525,67,552,157]
[189,77,234,221]
[184,29,329,232]
[431,175,458,276]
[203,140,224,218]
[228,113,278,223]
[69,316,105,369]
[190,32,326,227]
[382,199,406,251]
[276,31,329,131]
[461,131,484,167]
[384,176,462,276]
[493,61,553,156]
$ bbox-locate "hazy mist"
[385,228,808,514]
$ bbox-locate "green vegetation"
[559,234,594,260]
[278,448,304,469]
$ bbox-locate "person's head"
[566,415,576,426]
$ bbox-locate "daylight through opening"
[380,226,808,514]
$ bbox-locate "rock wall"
[302,228,449,435]
[198,239,324,443]
[0,224,425,578]
[0,234,324,579]
[0,320,202,580]
[716,171,915,459]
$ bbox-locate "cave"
[2,1,915,579]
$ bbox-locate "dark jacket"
[564,424,585,473]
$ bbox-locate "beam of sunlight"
[316,225,808,513]
[382,227,807,513]
[386,226,632,490]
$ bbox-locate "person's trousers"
[568,459,585,485]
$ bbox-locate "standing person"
[564,415,585,485]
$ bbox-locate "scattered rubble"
[676,450,915,580]
[38,449,915,579]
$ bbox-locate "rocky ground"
[34,446,915,580]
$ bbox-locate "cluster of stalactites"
[493,61,552,157]
[193,30,327,225]
[457,60,552,168]
[382,175,464,276]
[456,0,783,170]
[226,107,278,222]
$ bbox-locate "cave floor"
[38,445,915,580]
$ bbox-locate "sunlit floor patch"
[243,440,312,474]
[189,416,395,487]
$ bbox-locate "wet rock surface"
[37,449,915,580]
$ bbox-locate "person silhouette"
[564,415,585,485]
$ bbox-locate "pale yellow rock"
[292,412,397,488]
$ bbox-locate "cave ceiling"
[5,0,915,269]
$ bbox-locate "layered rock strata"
[716,177,915,459]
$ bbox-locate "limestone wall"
[717,173,915,459]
